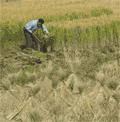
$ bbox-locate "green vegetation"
[0,0,120,122]
[0,3,114,48]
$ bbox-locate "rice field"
[0,0,120,121]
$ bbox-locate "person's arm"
[42,30,50,39]
[42,24,49,35]
[42,30,50,36]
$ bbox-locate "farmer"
[22,18,55,52]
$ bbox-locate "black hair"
[38,18,44,24]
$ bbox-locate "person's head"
[37,18,44,28]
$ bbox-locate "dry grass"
[1,34,120,121]
[1,0,120,121]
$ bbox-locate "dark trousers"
[23,27,38,50]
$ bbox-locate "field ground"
[0,0,120,122]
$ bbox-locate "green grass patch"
[45,7,113,22]
[91,6,113,17]
[24,66,35,73]
[34,52,46,58]
[35,68,40,73]
[0,31,5,39]
[5,58,13,60]
[16,72,27,86]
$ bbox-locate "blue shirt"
[25,20,49,35]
